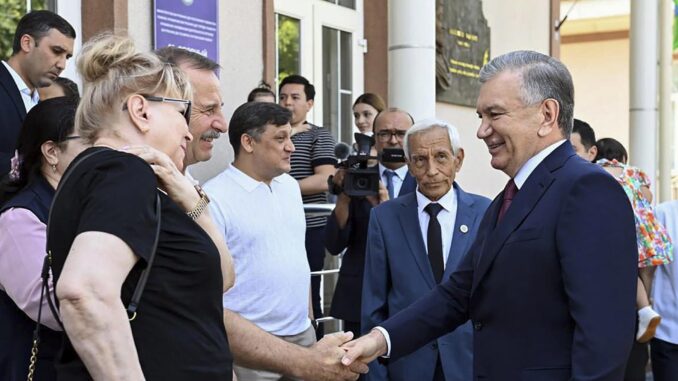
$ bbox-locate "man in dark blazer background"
[1,11,75,178]
[325,108,417,338]
[361,118,490,381]
[342,50,638,381]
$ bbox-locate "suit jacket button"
[473,321,483,331]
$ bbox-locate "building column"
[629,0,658,186]
[388,0,436,120]
[82,0,128,42]
[659,0,673,202]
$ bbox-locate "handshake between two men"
[310,329,385,381]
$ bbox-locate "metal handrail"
[303,203,344,331]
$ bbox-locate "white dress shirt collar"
[513,140,566,189]
[379,163,408,181]
[2,61,39,110]
[415,185,457,215]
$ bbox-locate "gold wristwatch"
[187,185,210,220]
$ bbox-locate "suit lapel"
[472,143,573,291]
[443,185,477,280]
[0,63,28,120]
[397,193,436,288]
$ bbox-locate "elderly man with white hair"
[360,119,491,381]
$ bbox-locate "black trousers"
[651,337,678,381]
[624,340,648,381]
[305,225,325,338]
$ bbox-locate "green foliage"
[0,0,46,61]
[277,15,300,84]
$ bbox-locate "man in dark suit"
[342,50,638,381]
[1,10,75,178]
[325,108,417,337]
[361,119,490,381]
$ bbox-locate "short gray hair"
[479,50,574,137]
[403,118,462,160]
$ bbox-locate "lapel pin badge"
[460,225,469,233]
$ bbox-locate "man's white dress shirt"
[2,61,39,112]
[416,187,458,268]
[379,163,409,198]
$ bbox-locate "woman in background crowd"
[37,77,80,101]
[47,33,234,380]
[0,97,85,381]
[247,81,276,103]
[352,93,385,136]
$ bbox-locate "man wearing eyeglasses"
[325,108,417,340]
[372,108,418,198]
[156,47,366,381]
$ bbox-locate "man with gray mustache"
[155,47,366,381]
[155,47,227,173]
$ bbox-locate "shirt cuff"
[373,326,391,358]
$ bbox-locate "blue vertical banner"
[153,0,219,62]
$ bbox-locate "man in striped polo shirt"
[280,74,337,337]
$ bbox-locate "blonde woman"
[48,34,234,380]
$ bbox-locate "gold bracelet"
[187,185,210,220]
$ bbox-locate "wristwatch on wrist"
[186,185,210,220]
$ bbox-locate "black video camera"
[329,133,406,197]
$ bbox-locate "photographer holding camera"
[325,108,416,337]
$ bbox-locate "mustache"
[200,130,221,140]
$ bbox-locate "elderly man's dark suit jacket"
[362,183,490,381]
[380,142,638,381]
[0,62,27,179]
[325,172,416,324]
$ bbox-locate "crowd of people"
[1,9,678,381]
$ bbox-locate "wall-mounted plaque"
[154,0,219,63]
[436,0,491,107]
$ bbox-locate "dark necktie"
[424,203,444,283]
[497,179,518,223]
[384,170,396,200]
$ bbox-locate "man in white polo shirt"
[204,101,315,381]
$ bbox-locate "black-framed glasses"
[375,130,407,141]
[61,135,81,142]
[123,95,192,125]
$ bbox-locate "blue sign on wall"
[153,0,219,62]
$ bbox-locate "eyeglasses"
[123,95,192,125]
[375,130,407,141]
[61,135,81,142]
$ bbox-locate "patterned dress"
[597,159,673,267]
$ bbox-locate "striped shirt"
[290,123,337,228]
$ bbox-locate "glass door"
[275,0,363,138]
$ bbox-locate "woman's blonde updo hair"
[75,33,192,143]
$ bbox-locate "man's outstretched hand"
[303,331,369,381]
[340,330,388,367]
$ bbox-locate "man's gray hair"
[479,50,574,137]
[403,118,462,160]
